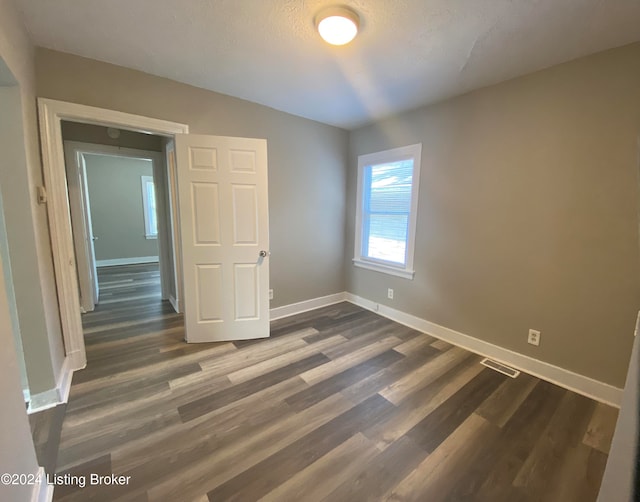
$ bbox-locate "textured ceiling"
[15,0,640,129]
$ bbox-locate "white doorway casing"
[63,141,100,312]
[38,98,189,372]
[165,140,183,313]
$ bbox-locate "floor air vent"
[481,358,520,378]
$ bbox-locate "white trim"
[63,141,98,312]
[354,143,422,279]
[344,293,623,407]
[27,356,75,414]
[56,357,74,405]
[27,388,59,414]
[96,256,159,267]
[31,467,53,502]
[352,258,415,279]
[164,140,183,316]
[169,294,181,314]
[65,142,165,161]
[269,292,347,321]
[152,145,173,301]
[38,98,188,372]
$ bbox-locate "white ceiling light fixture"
[316,6,359,46]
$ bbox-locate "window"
[354,143,422,279]
[141,175,158,239]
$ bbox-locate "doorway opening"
[39,98,271,379]
[38,98,189,372]
[60,122,184,365]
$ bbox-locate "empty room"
[1,1,639,501]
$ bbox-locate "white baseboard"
[27,290,621,413]
[56,357,74,405]
[270,292,347,321]
[27,387,60,414]
[66,349,86,373]
[96,256,159,267]
[31,467,53,502]
[345,293,623,408]
[27,357,75,414]
[169,294,181,314]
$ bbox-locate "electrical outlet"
[528,329,540,346]
[387,288,394,299]
[269,289,273,300]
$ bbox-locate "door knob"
[259,250,270,258]
[92,236,99,241]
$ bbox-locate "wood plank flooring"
[46,263,617,501]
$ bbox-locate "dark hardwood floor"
[38,264,618,501]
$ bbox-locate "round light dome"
[316,7,359,46]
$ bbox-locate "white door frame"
[164,140,183,313]
[64,141,167,312]
[38,98,188,371]
[63,141,99,312]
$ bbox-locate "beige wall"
[347,43,640,387]
[84,154,159,261]
[0,0,47,496]
[0,242,40,501]
[0,0,64,396]
[37,48,349,308]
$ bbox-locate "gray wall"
[0,0,64,400]
[0,162,29,397]
[84,154,159,262]
[62,120,163,151]
[37,48,349,308]
[0,238,40,502]
[597,330,639,501]
[27,39,640,392]
[0,86,59,394]
[347,43,640,387]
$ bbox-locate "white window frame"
[353,143,422,279]
[141,175,158,239]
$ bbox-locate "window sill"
[145,234,158,240]
[352,258,415,280]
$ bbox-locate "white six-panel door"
[175,134,269,342]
